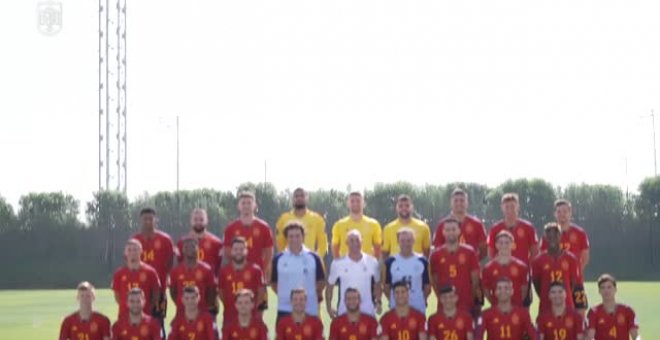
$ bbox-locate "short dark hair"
[496,277,513,285]
[548,281,566,291]
[127,287,145,299]
[344,287,361,299]
[183,285,200,296]
[231,236,247,246]
[392,280,409,291]
[451,188,467,198]
[554,199,572,209]
[349,191,363,198]
[290,288,307,300]
[140,207,156,216]
[495,230,514,242]
[77,281,95,292]
[444,217,460,226]
[544,222,561,232]
[235,289,255,301]
[439,285,456,295]
[597,273,617,288]
[284,221,305,238]
[397,194,412,203]
[501,193,519,204]
[238,191,256,201]
[293,188,306,195]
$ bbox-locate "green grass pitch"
[0,282,657,339]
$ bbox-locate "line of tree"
[0,178,659,288]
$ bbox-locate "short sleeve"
[262,225,274,248]
[384,257,395,285]
[275,215,287,252]
[328,261,339,285]
[627,307,639,330]
[371,258,381,283]
[111,322,120,340]
[421,224,431,251]
[329,319,339,340]
[315,318,324,340]
[476,221,487,244]
[111,272,119,292]
[469,251,479,272]
[575,313,585,333]
[381,226,392,253]
[531,258,541,282]
[372,221,383,246]
[369,317,379,338]
[523,311,535,338]
[255,266,266,286]
[331,222,342,246]
[433,222,445,248]
[58,317,69,340]
[420,258,430,285]
[520,263,530,285]
[205,268,215,287]
[486,228,497,253]
[100,316,111,338]
[581,230,591,250]
[481,265,492,290]
[536,315,545,333]
[586,309,597,330]
[312,253,325,281]
[528,225,538,245]
[151,319,163,340]
[151,269,161,290]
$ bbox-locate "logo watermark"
[37,1,62,36]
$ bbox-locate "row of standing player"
[60,188,640,339]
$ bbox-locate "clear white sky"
[1,0,659,209]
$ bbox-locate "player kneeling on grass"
[427,285,474,340]
[329,288,379,340]
[482,278,536,340]
[168,286,216,340]
[536,282,585,340]
[222,289,269,340]
[59,281,111,340]
[111,288,162,340]
[379,281,427,340]
[276,288,324,340]
[586,274,640,340]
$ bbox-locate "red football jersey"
[177,232,223,275]
[433,215,487,255]
[482,306,536,340]
[531,251,579,315]
[167,312,216,340]
[111,263,161,318]
[59,311,111,340]
[482,258,529,307]
[222,318,269,340]
[379,309,427,340]
[427,310,474,340]
[275,315,324,340]
[539,224,589,281]
[429,244,480,311]
[133,231,176,289]
[218,263,265,326]
[169,261,216,314]
[487,219,538,265]
[587,304,638,340]
[329,313,378,340]
[223,218,274,270]
[536,309,585,340]
[111,314,162,340]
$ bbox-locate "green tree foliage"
[0,195,16,233]
[486,179,557,229]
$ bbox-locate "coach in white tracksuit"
[325,230,382,318]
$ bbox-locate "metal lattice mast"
[99,0,127,193]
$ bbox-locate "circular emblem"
[565,316,574,328]
[90,322,98,333]
[139,272,147,282]
[121,275,127,281]
[154,239,162,250]
[617,313,626,325]
[140,325,149,336]
[250,327,258,339]
[511,313,520,325]
[440,257,446,264]
[546,321,553,328]
[569,232,578,243]
[179,325,185,332]
[244,270,252,281]
[195,270,204,281]
[465,223,473,234]
[455,317,464,330]
[303,325,313,336]
[493,269,499,276]
[253,228,261,237]
[72,325,78,332]
[458,253,467,265]
[197,321,204,332]
[561,261,569,271]
[178,274,184,280]
[203,240,212,250]
[359,323,367,335]
[408,317,417,329]
[516,228,525,238]
[510,265,519,277]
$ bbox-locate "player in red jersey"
[487,193,539,264]
[222,289,269,340]
[59,281,111,340]
[532,223,583,316]
[111,288,162,340]
[433,188,488,260]
[219,236,266,327]
[177,208,223,274]
[586,274,640,340]
[430,218,481,314]
[111,239,161,319]
[169,236,216,317]
[168,286,216,340]
[132,208,175,328]
[482,230,529,307]
[536,282,585,340]
[427,285,474,340]
[276,288,324,340]
[329,288,378,340]
[482,278,536,340]
[380,281,427,340]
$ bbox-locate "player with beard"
[433,188,487,260]
[276,188,328,259]
[329,288,378,340]
[276,289,324,340]
[111,288,162,340]
[218,237,266,327]
[382,195,431,258]
[222,290,269,340]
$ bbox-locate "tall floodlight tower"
[99,0,127,193]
